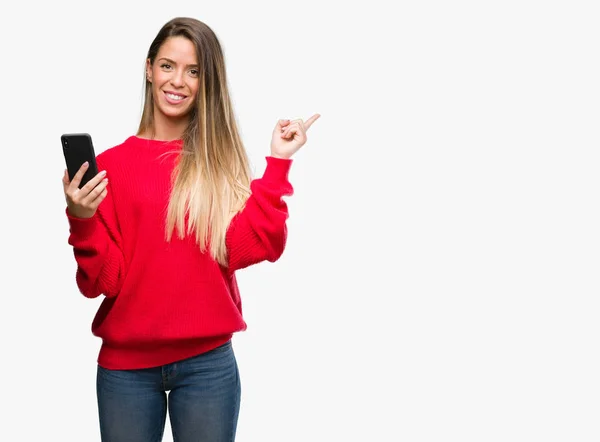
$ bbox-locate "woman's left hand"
[270,113,321,159]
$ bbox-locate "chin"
[162,109,189,118]
[157,103,194,119]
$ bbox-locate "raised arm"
[225,113,320,272]
[225,156,293,272]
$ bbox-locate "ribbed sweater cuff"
[263,156,292,183]
[66,207,98,238]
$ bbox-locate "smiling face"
[146,35,200,124]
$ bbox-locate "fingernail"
[100,170,107,175]
[83,161,89,166]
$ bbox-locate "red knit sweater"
[66,135,293,370]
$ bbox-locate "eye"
[160,63,172,70]
[189,69,199,77]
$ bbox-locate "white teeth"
[166,93,185,101]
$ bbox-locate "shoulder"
[96,136,139,167]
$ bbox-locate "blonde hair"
[137,17,252,266]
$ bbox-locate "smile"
[164,91,187,104]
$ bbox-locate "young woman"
[62,17,319,442]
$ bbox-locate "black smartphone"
[61,133,99,189]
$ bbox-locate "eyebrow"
[157,57,199,68]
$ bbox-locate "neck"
[144,108,188,141]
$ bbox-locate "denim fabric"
[96,340,241,441]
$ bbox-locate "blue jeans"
[96,340,241,442]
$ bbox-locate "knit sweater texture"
[66,135,293,369]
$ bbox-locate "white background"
[1,0,599,440]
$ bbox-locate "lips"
[163,91,187,105]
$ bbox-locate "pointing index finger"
[303,113,321,130]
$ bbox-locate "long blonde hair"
[137,17,252,266]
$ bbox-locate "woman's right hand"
[63,162,109,219]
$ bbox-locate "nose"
[170,69,185,88]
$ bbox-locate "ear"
[146,59,152,83]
